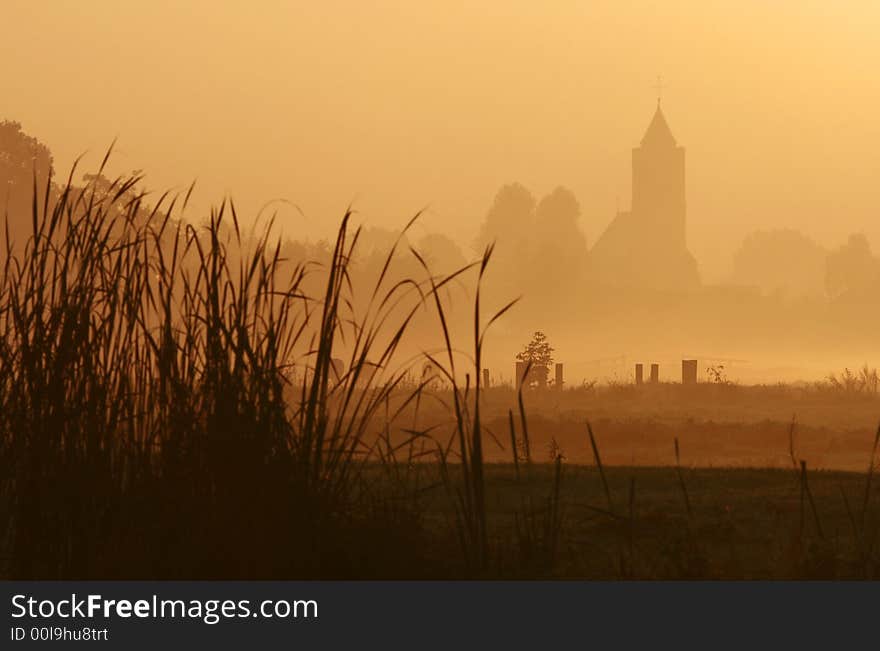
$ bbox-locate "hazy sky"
[4,1,879,281]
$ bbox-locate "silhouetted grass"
[1,165,878,580]
[0,166,475,578]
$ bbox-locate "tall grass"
[0,165,481,578]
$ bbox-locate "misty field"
[361,384,880,578]
[464,383,880,470]
[1,167,878,581]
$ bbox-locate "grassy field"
[2,168,877,580]
[369,378,880,496]
[403,383,880,471]
[406,463,878,579]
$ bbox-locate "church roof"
[640,101,677,148]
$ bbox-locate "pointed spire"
[640,103,677,148]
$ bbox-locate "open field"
[407,463,879,579]
[417,383,880,471]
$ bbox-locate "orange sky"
[3,1,879,281]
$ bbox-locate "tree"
[415,232,467,273]
[731,229,826,297]
[0,120,55,236]
[516,331,554,388]
[475,182,535,249]
[535,186,582,232]
[475,183,589,316]
[533,186,588,291]
[825,233,880,300]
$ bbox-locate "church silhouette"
[589,101,700,290]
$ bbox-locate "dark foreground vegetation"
[414,463,880,579]
[1,166,878,579]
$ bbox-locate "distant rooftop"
[640,101,677,148]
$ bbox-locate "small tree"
[516,331,554,388]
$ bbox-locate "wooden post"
[515,361,526,391]
[650,363,659,384]
[555,363,564,390]
[635,363,644,385]
[682,359,697,385]
[482,368,490,388]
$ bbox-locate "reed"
[587,421,613,515]
[0,163,479,578]
[674,437,692,519]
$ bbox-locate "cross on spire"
[653,75,666,105]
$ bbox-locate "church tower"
[587,101,699,291]
[632,101,686,251]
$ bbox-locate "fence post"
[482,368,490,388]
[555,363,564,390]
[650,363,659,384]
[682,359,698,385]
[635,363,644,385]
